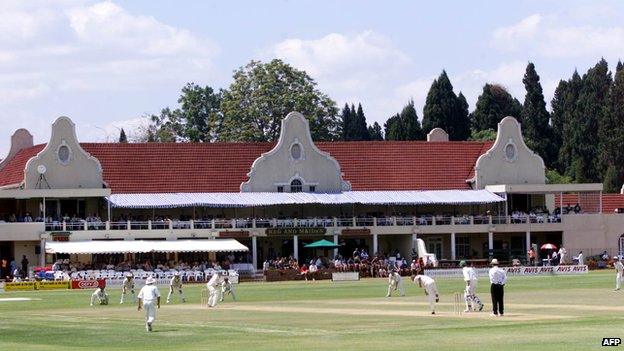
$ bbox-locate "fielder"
[90,286,109,306]
[460,261,484,312]
[166,272,186,303]
[120,272,136,304]
[206,271,225,307]
[615,256,623,291]
[137,276,161,332]
[220,276,236,302]
[413,274,439,314]
[386,270,405,297]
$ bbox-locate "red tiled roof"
[602,194,624,212]
[555,193,624,213]
[0,141,492,193]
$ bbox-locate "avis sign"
[505,265,589,276]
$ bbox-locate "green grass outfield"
[1,271,623,351]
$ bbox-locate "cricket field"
[0,271,622,351]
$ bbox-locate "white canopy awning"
[45,239,249,255]
[107,190,504,209]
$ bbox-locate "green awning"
[303,239,340,249]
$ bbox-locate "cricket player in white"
[120,272,136,304]
[460,261,484,312]
[386,270,405,297]
[413,274,439,314]
[614,256,623,291]
[206,271,224,307]
[138,276,161,332]
[166,272,186,303]
[90,287,109,306]
[220,276,236,302]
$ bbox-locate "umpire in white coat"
[488,258,507,317]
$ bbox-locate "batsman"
[460,260,484,312]
[386,269,405,297]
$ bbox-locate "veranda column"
[450,233,456,260]
[293,235,299,261]
[373,234,378,254]
[252,236,258,272]
[488,231,494,259]
[39,236,46,267]
[333,234,338,259]
[525,231,531,256]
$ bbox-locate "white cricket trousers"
[464,280,482,310]
[167,286,185,302]
[617,272,622,290]
[425,283,438,312]
[387,279,405,297]
[208,285,220,307]
[143,301,156,324]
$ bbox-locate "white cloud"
[492,13,624,60]
[493,14,542,49]
[77,117,150,143]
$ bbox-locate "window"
[58,145,70,165]
[290,179,302,193]
[504,142,516,162]
[277,186,284,193]
[290,143,302,160]
[308,185,316,193]
[456,236,471,259]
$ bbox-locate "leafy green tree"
[147,83,222,142]
[422,71,470,140]
[469,128,497,141]
[521,62,555,167]
[118,128,128,143]
[368,122,384,141]
[384,113,402,140]
[471,84,522,131]
[554,71,582,175]
[220,59,339,142]
[545,169,573,184]
[340,103,353,141]
[603,165,620,193]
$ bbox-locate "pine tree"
[599,61,624,190]
[573,59,612,182]
[118,128,128,143]
[401,100,425,140]
[471,84,522,131]
[422,71,470,140]
[521,62,555,167]
[354,103,371,140]
[557,71,582,177]
[368,122,384,141]
[341,103,352,141]
[384,113,402,140]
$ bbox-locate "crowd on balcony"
[0,212,44,223]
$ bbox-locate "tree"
[340,103,353,141]
[422,71,470,140]
[599,61,624,190]
[147,83,223,142]
[554,71,582,175]
[572,59,612,182]
[469,128,497,141]
[383,100,424,141]
[118,128,128,143]
[368,122,383,141]
[471,84,522,131]
[521,62,555,167]
[354,104,371,141]
[220,59,339,142]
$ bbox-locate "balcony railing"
[40,213,562,233]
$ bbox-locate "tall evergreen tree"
[384,100,424,141]
[599,61,624,190]
[384,113,402,141]
[521,62,555,167]
[572,59,612,182]
[555,71,582,176]
[368,122,384,141]
[422,71,470,140]
[340,103,353,141]
[118,128,128,143]
[471,83,522,131]
[354,103,371,141]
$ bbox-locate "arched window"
[290,179,302,193]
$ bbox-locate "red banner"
[71,279,106,289]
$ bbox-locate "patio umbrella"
[304,239,340,249]
[540,243,558,250]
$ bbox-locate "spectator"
[21,255,29,276]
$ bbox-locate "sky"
[1,0,623,156]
